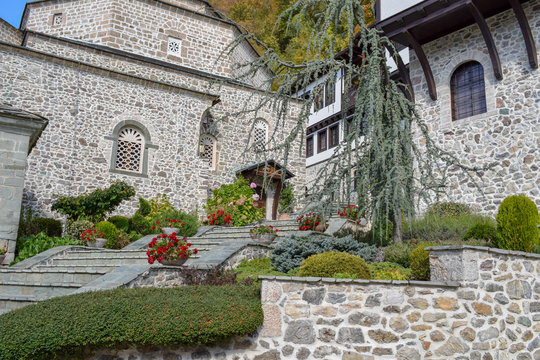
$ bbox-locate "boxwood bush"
[298,251,371,278]
[0,285,262,360]
[271,234,377,273]
[496,195,540,252]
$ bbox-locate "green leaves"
[51,181,135,222]
[0,286,263,360]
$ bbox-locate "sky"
[0,0,28,28]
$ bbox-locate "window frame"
[306,136,314,157]
[106,120,157,178]
[450,61,487,121]
[328,124,339,148]
[318,128,328,153]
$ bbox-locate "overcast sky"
[1,0,28,28]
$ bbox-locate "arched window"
[253,119,268,151]
[107,120,156,177]
[451,61,487,121]
[199,134,216,169]
[115,127,144,173]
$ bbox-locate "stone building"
[304,0,539,215]
[0,0,305,221]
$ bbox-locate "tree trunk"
[393,209,403,243]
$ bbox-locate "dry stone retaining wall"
[90,246,540,359]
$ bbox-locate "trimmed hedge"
[496,195,540,252]
[298,251,371,279]
[108,216,130,232]
[0,285,262,360]
[95,221,118,249]
[410,242,436,280]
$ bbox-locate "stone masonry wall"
[0,131,29,262]
[0,19,23,46]
[0,40,305,219]
[90,246,540,359]
[22,0,258,78]
[408,0,540,215]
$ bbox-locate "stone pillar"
[0,104,47,265]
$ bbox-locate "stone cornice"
[0,105,48,153]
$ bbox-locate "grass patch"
[235,258,288,281]
[0,285,262,360]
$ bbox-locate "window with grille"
[329,124,339,148]
[167,37,181,56]
[115,128,144,173]
[52,13,63,26]
[306,136,314,157]
[451,61,487,121]
[199,134,216,169]
[318,129,327,152]
[253,120,268,151]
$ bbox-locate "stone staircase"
[0,219,301,314]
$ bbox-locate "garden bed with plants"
[0,285,262,360]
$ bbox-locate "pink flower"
[227,202,233,206]
[252,194,260,201]
[250,182,257,189]
[213,184,219,189]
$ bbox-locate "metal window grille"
[451,61,487,121]
[253,120,267,151]
[116,128,144,173]
[199,134,215,168]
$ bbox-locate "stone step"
[0,269,107,284]
[0,295,38,314]
[35,265,120,273]
[50,257,153,267]
[0,281,81,298]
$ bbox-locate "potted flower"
[249,225,279,244]
[338,205,369,231]
[207,210,232,226]
[0,245,6,264]
[81,228,107,248]
[297,213,328,232]
[147,233,198,266]
[153,219,185,236]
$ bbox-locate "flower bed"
[0,286,263,360]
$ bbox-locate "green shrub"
[279,184,295,213]
[65,219,94,241]
[384,242,416,268]
[464,222,498,243]
[271,234,377,273]
[152,209,199,237]
[496,195,540,252]
[205,177,265,227]
[130,213,153,235]
[361,220,393,247]
[403,213,493,243]
[136,196,151,216]
[534,245,540,254]
[95,221,118,249]
[34,218,63,237]
[426,202,471,217]
[0,285,262,360]
[298,251,371,279]
[108,216,130,232]
[51,181,135,222]
[369,262,412,280]
[18,210,63,238]
[410,243,436,280]
[14,233,81,264]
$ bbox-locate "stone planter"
[87,238,107,248]
[342,218,371,233]
[314,223,328,232]
[0,254,5,265]
[160,257,188,267]
[162,227,180,236]
[250,233,277,244]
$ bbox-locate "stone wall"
[21,0,259,79]
[408,0,540,214]
[0,19,23,46]
[0,37,305,219]
[90,246,540,359]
